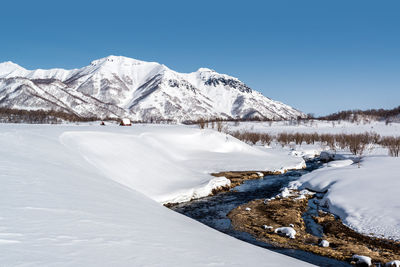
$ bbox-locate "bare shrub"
[347,134,368,156]
[197,118,206,129]
[247,132,261,145]
[294,132,304,145]
[335,134,348,150]
[381,136,400,157]
[320,134,335,149]
[216,121,223,132]
[277,132,290,147]
[260,133,273,145]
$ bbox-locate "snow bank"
[0,124,311,266]
[293,156,400,241]
[326,159,353,168]
[60,125,305,203]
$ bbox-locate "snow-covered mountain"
[0,56,305,121]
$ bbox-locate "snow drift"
[291,156,400,241]
[0,124,309,266]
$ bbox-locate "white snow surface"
[326,159,354,168]
[291,156,400,241]
[0,123,311,266]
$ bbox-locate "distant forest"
[0,105,399,124]
[317,106,400,122]
[0,108,101,124]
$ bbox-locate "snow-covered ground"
[0,123,310,266]
[290,155,400,241]
[231,120,400,242]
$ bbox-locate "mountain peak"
[197,67,215,73]
[90,55,148,67]
[0,56,305,121]
[0,61,27,77]
[0,61,24,70]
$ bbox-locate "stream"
[170,159,351,266]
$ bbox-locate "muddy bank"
[227,190,400,265]
[211,170,283,188]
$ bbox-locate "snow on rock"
[263,225,274,230]
[319,240,330,247]
[352,255,372,266]
[386,260,400,267]
[274,227,297,239]
[278,187,293,198]
[245,207,252,211]
[0,124,312,266]
[319,151,336,162]
[293,156,400,241]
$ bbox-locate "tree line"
[0,108,104,124]
[317,106,400,122]
[227,130,400,157]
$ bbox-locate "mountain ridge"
[0,55,305,122]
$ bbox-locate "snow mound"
[60,125,305,204]
[0,124,312,266]
[327,159,353,168]
[295,156,400,241]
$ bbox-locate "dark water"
[171,160,351,266]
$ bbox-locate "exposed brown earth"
[211,170,283,188]
[227,191,400,265]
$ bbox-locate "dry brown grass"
[228,192,400,265]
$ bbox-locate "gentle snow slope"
[60,124,305,203]
[0,124,310,266]
[292,156,400,241]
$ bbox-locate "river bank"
[228,188,400,266]
[170,156,400,266]
[170,160,354,266]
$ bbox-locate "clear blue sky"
[1,0,399,116]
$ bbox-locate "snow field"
[0,123,311,266]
